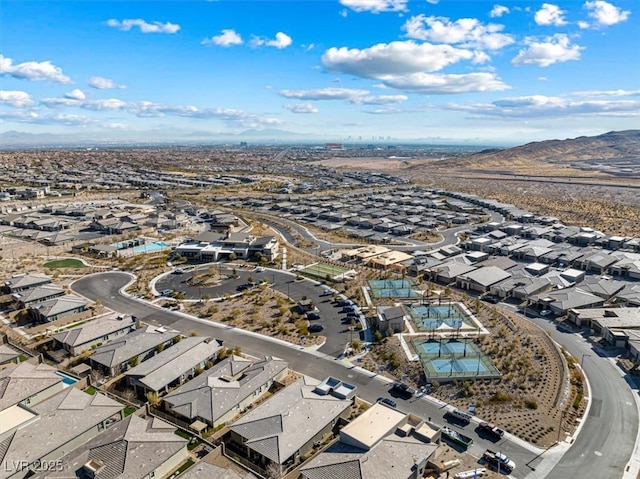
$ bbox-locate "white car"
[540,309,552,316]
[255,267,265,272]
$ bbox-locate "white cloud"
[534,4,567,26]
[572,89,640,97]
[202,29,243,47]
[0,110,101,126]
[583,0,630,27]
[339,9,348,17]
[538,76,548,81]
[512,34,583,67]
[402,15,514,50]
[444,94,640,119]
[425,0,439,4]
[339,0,408,13]
[278,87,408,104]
[376,72,509,94]
[490,5,510,18]
[65,89,86,100]
[41,97,128,110]
[279,87,370,101]
[283,103,319,113]
[106,18,180,34]
[89,76,126,89]
[251,32,293,49]
[0,55,71,83]
[0,90,33,107]
[322,41,476,77]
[352,94,408,105]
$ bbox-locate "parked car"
[255,267,265,272]
[540,309,553,316]
[478,422,505,440]
[308,323,324,333]
[306,312,321,320]
[161,289,173,296]
[376,397,397,408]
[320,289,333,296]
[337,300,351,306]
[341,305,355,313]
[391,382,416,397]
[172,268,184,274]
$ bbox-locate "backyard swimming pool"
[56,371,79,387]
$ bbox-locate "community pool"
[132,241,171,254]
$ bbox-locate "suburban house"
[226,376,355,477]
[89,326,180,377]
[2,274,51,294]
[163,356,289,428]
[300,403,440,479]
[0,344,21,366]
[376,306,406,333]
[29,414,189,479]
[124,336,223,396]
[0,388,124,479]
[12,285,65,309]
[51,313,137,356]
[533,288,606,316]
[456,266,512,293]
[28,294,89,323]
[0,362,64,411]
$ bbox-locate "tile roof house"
[12,285,65,309]
[163,356,289,428]
[227,376,354,477]
[28,294,89,323]
[2,274,51,294]
[0,388,124,479]
[52,313,137,356]
[456,266,512,292]
[124,336,222,395]
[30,414,188,479]
[89,326,180,377]
[0,362,64,411]
[179,461,257,479]
[300,403,439,479]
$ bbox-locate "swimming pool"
[132,241,171,254]
[56,371,79,387]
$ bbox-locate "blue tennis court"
[410,304,475,332]
[368,279,420,298]
[430,358,490,373]
[421,340,480,355]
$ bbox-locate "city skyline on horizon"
[1,0,638,145]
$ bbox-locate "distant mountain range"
[429,130,640,177]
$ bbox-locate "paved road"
[500,303,640,479]
[72,272,543,478]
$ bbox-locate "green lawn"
[123,406,137,417]
[43,258,86,269]
[84,386,97,395]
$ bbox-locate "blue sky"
[1,0,638,144]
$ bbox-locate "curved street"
[70,271,639,479]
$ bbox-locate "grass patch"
[174,429,193,440]
[174,459,194,475]
[123,406,137,417]
[84,386,97,395]
[44,258,86,269]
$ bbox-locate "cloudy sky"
[1,0,638,143]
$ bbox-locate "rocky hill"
[429,130,640,177]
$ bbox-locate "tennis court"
[368,279,421,298]
[412,338,501,381]
[301,262,348,279]
[410,304,476,332]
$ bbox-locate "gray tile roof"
[3,274,51,292]
[52,313,135,348]
[30,414,187,479]
[164,356,288,425]
[179,462,258,479]
[124,337,222,392]
[0,344,21,365]
[90,326,179,369]
[29,294,88,318]
[229,376,352,465]
[12,285,65,304]
[0,362,62,411]
[0,388,123,479]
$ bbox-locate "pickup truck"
[482,449,515,473]
[478,421,505,440]
[391,382,416,397]
[441,426,474,450]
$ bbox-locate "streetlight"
[556,410,567,443]
[580,354,591,369]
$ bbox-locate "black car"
[337,300,351,306]
[377,397,397,408]
[306,312,321,320]
[309,324,324,333]
[341,306,355,313]
[391,382,416,397]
